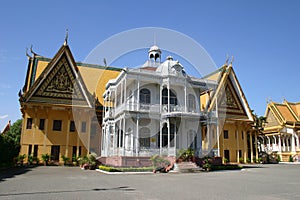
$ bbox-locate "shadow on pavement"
[0,186,136,197]
[240,164,268,169]
[0,166,36,182]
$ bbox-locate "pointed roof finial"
[30,45,39,57]
[225,54,229,65]
[230,55,234,65]
[64,29,68,46]
[26,47,31,59]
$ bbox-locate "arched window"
[140,88,151,104]
[188,94,196,112]
[139,127,150,148]
[160,123,175,147]
[162,88,177,105]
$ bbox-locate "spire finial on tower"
[64,29,68,46]
[148,44,161,63]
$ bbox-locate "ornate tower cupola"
[148,45,161,63]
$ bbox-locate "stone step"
[175,162,202,173]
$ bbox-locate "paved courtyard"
[0,164,299,200]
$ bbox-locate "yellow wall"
[202,121,257,163]
[20,106,92,164]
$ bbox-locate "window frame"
[39,119,45,130]
[26,118,33,129]
[224,130,229,139]
[53,120,62,131]
[69,121,75,132]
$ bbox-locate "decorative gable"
[219,79,247,118]
[264,108,280,128]
[23,45,92,107]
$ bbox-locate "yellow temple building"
[19,41,258,165]
[260,100,300,161]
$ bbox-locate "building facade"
[19,41,258,165]
[101,45,258,166]
[19,43,120,163]
[259,100,300,161]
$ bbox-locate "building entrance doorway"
[51,146,60,161]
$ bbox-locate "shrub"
[61,155,70,166]
[177,148,194,162]
[28,154,34,165]
[17,154,26,166]
[223,158,229,164]
[41,153,50,165]
[258,157,262,163]
[289,155,293,162]
[99,165,153,172]
[239,157,244,163]
[202,158,211,171]
[99,165,121,172]
[276,155,281,162]
[150,155,170,167]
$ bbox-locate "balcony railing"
[105,102,201,118]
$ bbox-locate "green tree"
[251,110,267,134]
[0,119,22,165]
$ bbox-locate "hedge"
[99,165,153,172]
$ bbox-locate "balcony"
[107,102,201,118]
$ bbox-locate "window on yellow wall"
[70,121,75,132]
[224,130,229,139]
[26,118,33,129]
[39,119,45,130]
[81,121,86,133]
[53,120,62,131]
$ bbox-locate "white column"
[136,117,139,156]
[184,80,187,112]
[167,82,170,112]
[118,119,122,156]
[137,80,140,111]
[124,78,127,109]
[273,135,277,150]
[159,122,162,156]
[112,123,116,156]
[174,120,177,150]
[282,135,286,152]
[278,134,282,152]
[296,133,300,150]
[120,81,123,104]
[167,118,170,155]
[291,133,296,152]
[160,85,162,113]
[123,116,126,156]
[286,137,289,151]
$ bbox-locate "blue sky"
[0,0,300,130]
